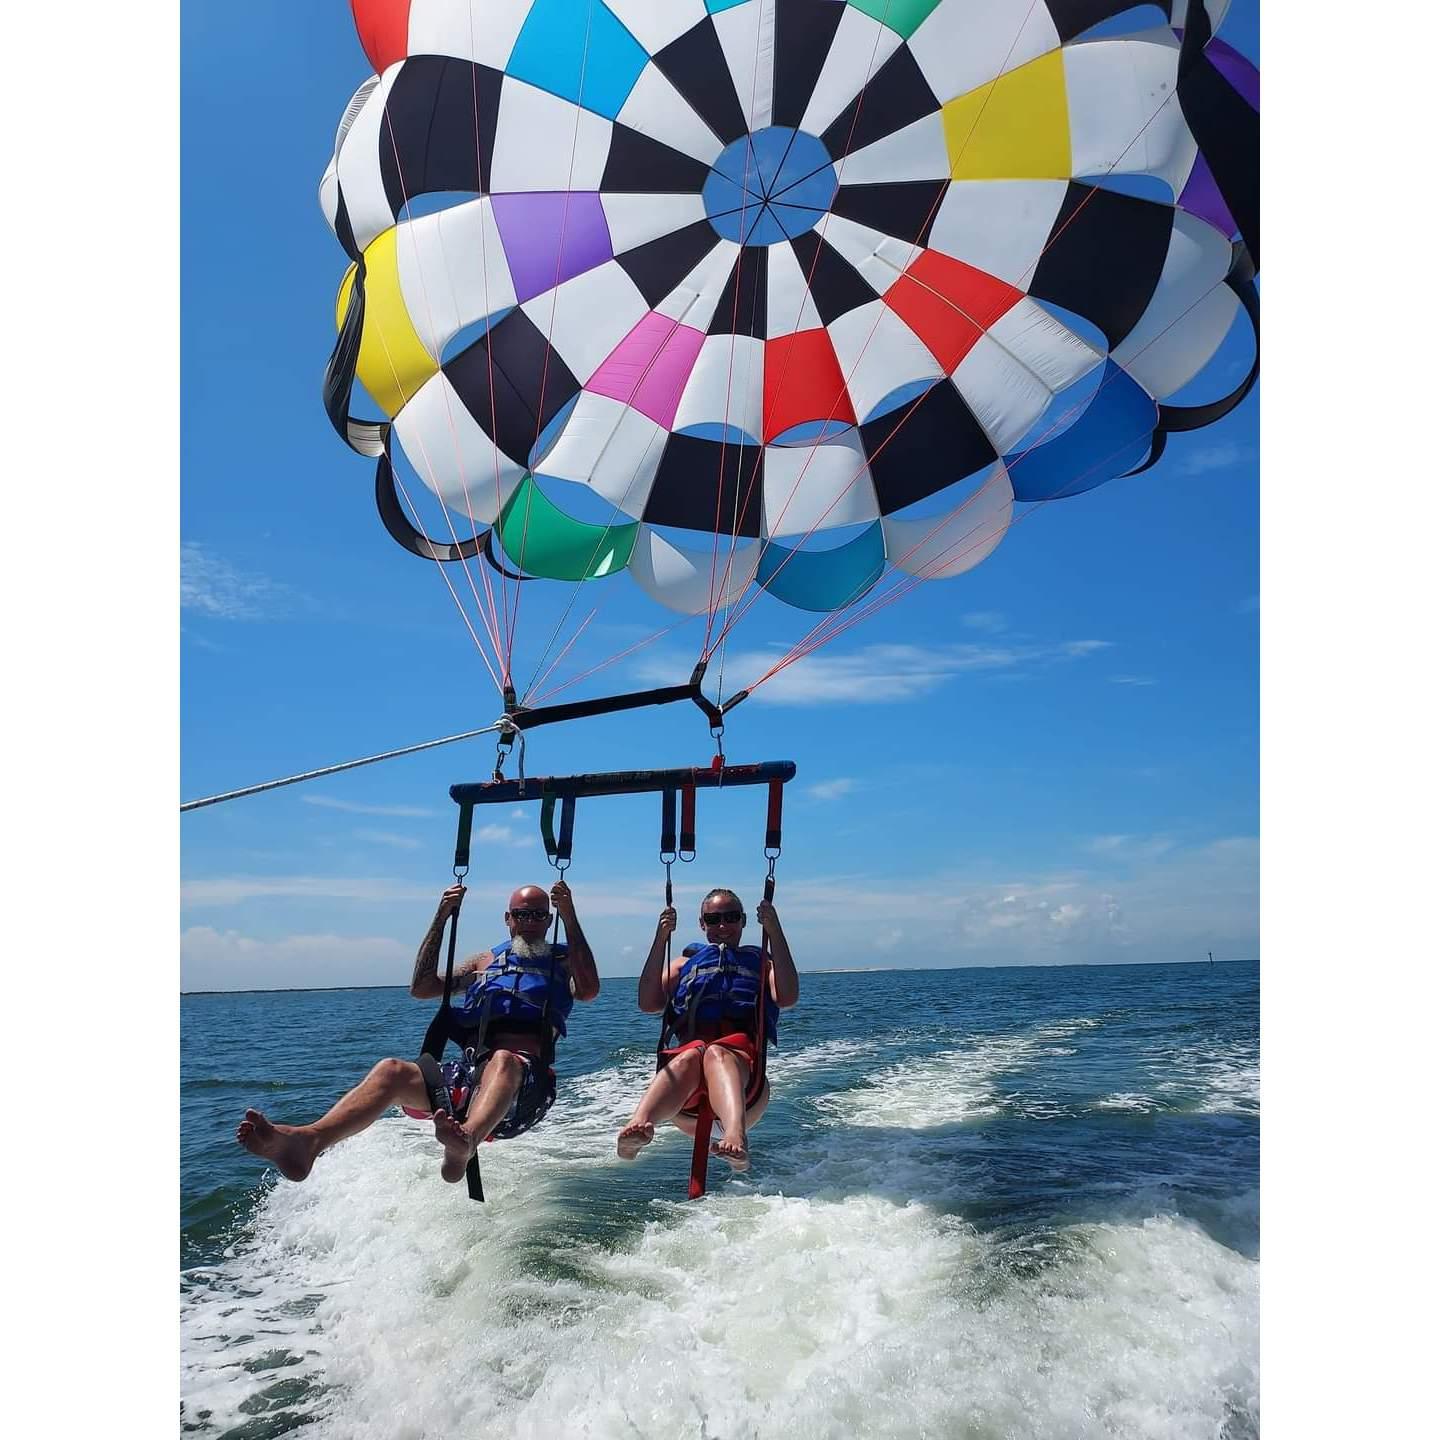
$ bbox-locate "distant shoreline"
[181,956,1257,996]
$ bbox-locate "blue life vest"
[456,940,573,1039]
[668,943,778,1046]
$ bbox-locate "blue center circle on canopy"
[702,127,839,246]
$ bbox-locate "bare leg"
[617,1048,706,1159]
[701,1046,751,1171]
[236,1058,430,1182]
[432,1050,526,1184]
[674,1080,769,1140]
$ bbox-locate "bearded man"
[237,880,599,1185]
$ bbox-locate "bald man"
[237,879,599,1186]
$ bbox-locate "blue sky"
[181,1,1260,990]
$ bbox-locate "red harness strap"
[678,967,771,1200]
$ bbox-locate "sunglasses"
[508,907,551,922]
[701,909,745,925]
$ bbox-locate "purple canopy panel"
[491,192,613,304]
[1179,150,1237,238]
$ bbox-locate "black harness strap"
[415,1053,484,1203]
[416,808,486,1202]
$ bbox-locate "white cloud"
[182,874,438,906]
[177,835,1256,988]
[180,542,297,620]
[181,926,412,992]
[354,829,424,851]
[303,795,438,818]
[474,822,524,845]
[759,833,1256,967]
[1085,833,1178,861]
[638,638,1112,707]
[962,611,1008,633]
[1171,442,1253,478]
[1109,674,1155,687]
[808,777,856,802]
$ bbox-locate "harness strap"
[688,1097,715,1201]
[679,784,696,860]
[418,886,486,1202]
[420,903,463,1060]
[752,783,782,1111]
[416,1053,484,1202]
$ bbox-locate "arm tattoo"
[412,912,448,992]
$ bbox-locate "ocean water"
[181,961,1259,1439]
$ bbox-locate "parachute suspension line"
[389,137,509,672]
[737,0,1221,652]
[712,33,1242,665]
[465,0,519,675]
[513,422,662,702]
[354,277,503,680]
[709,238,767,698]
[504,0,600,682]
[718,388,943,669]
[377,100,510,684]
[702,0,897,638]
[706,15,775,683]
[519,0,742,705]
[749,280,1240,694]
[698,2,772,652]
[707,124,772,704]
[527,615,696,709]
[179,723,508,812]
[516,329,695,706]
[752,270,1241,688]
[1015,135,1194,300]
[525,606,599,707]
[705,0,1041,634]
[385,458,504,691]
[705,238,768,697]
[512,0,737,702]
[754,270,1238,685]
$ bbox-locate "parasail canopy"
[320,0,1258,715]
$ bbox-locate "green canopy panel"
[496,476,638,581]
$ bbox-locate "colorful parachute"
[320,0,1257,651]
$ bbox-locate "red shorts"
[660,1032,758,1115]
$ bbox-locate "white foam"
[1144,1040,1260,1116]
[182,1013,1255,1438]
[818,1019,1100,1129]
[182,1126,1257,1439]
[1094,1091,1162,1113]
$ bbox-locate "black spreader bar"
[451,761,796,807]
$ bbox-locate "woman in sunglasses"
[237,879,599,1186]
[616,888,799,1172]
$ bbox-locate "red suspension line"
[504,0,599,680]
[706,0,1049,641]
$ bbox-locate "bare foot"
[432,1109,478,1183]
[616,1120,655,1160]
[236,1109,321,1182]
[710,1133,750,1172]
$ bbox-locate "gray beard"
[510,935,552,962]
